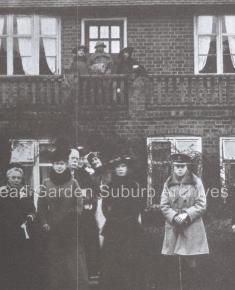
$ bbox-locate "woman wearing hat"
[99,156,145,290]
[160,153,209,290]
[69,45,89,76]
[66,45,89,97]
[37,148,88,290]
[89,41,113,74]
[114,47,138,75]
[0,163,35,290]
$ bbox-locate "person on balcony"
[114,47,138,74]
[0,163,35,290]
[65,45,89,97]
[99,156,145,290]
[37,148,88,290]
[89,41,113,74]
[68,148,100,281]
[69,45,89,76]
[160,153,209,290]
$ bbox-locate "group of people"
[0,140,212,290]
[68,41,146,77]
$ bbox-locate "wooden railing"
[147,74,235,108]
[1,74,235,112]
[0,74,129,111]
[78,74,129,109]
[0,76,69,110]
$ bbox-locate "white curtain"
[17,17,34,74]
[225,16,235,68]
[198,16,213,72]
[0,17,5,51]
[41,18,57,74]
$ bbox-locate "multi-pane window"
[195,16,235,74]
[84,20,125,54]
[0,15,60,75]
[10,139,52,207]
[0,16,7,74]
[220,138,235,191]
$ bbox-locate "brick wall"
[60,11,194,73]
[127,13,194,74]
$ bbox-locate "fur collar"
[166,171,196,187]
[49,168,72,186]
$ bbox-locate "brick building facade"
[1,0,235,213]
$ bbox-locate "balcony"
[0,75,68,112]
[1,74,235,114]
[147,74,235,108]
[78,74,129,110]
[0,75,129,113]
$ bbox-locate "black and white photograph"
[0,0,235,290]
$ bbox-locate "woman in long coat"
[99,156,145,290]
[0,164,35,290]
[160,153,209,289]
[37,149,88,290]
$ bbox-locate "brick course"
[1,0,235,8]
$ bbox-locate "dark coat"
[73,168,101,276]
[114,56,139,75]
[232,187,235,225]
[0,184,35,244]
[100,176,145,290]
[0,183,35,290]
[69,56,89,76]
[37,169,88,290]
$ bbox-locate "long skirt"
[100,230,146,290]
[46,238,89,290]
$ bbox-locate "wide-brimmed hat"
[119,47,134,56]
[171,153,191,164]
[72,45,88,54]
[109,156,133,168]
[87,152,100,164]
[95,41,106,48]
[50,148,70,163]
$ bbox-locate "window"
[147,137,202,206]
[195,15,235,74]
[220,137,235,190]
[0,15,60,75]
[10,139,52,207]
[82,18,127,54]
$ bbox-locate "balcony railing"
[1,74,235,113]
[78,74,129,109]
[147,74,235,108]
[0,76,68,111]
[0,74,129,111]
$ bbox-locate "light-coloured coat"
[160,172,209,256]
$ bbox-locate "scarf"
[49,168,72,186]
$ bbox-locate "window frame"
[81,17,127,54]
[194,15,235,74]
[0,14,61,76]
[219,137,235,197]
[10,139,52,208]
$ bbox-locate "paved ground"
[89,217,235,290]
